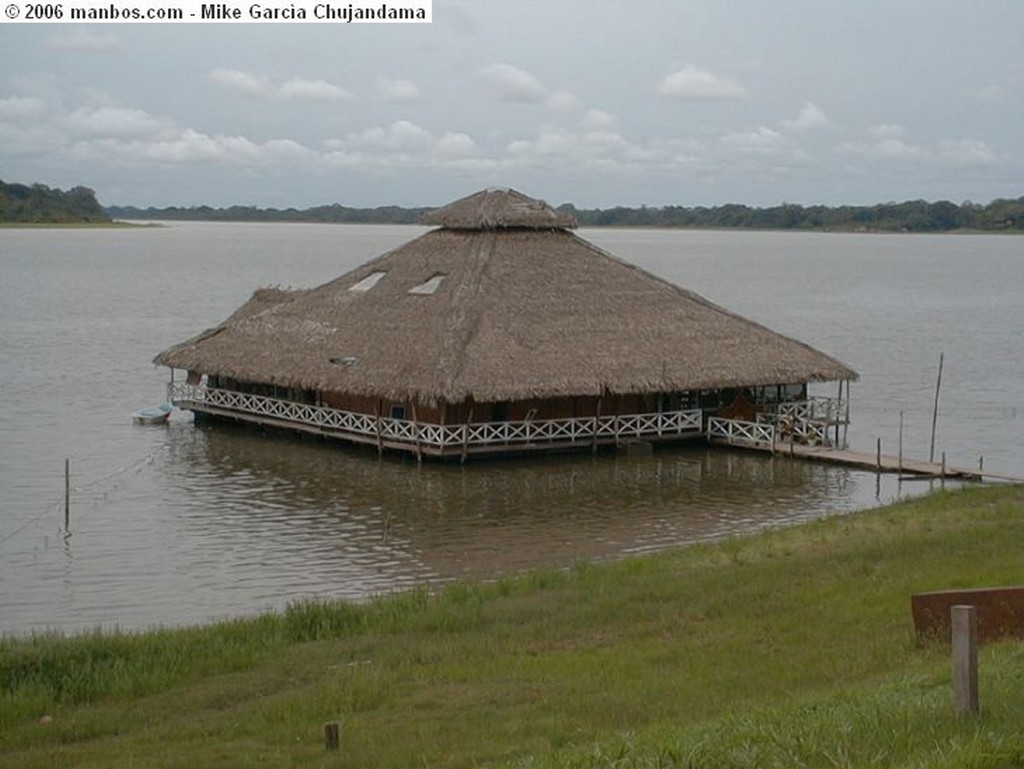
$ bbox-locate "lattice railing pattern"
[707,416,775,447]
[777,396,846,424]
[168,383,703,450]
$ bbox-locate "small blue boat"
[132,403,172,425]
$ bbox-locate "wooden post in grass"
[952,605,978,716]
[324,721,340,751]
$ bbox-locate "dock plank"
[710,437,1023,483]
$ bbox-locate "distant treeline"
[563,197,1024,232]
[1,180,111,224]
[108,197,1024,232]
[107,203,431,225]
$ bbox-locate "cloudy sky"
[2,0,1021,209]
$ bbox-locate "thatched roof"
[421,187,576,229]
[155,188,856,405]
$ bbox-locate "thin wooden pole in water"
[64,458,70,532]
[898,411,904,473]
[835,381,842,446]
[930,352,944,463]
[876,438,882,472]
[842,380,851,448]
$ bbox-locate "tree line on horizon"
[108,197,1024,232]
[1,181,110,224]
[3,179,1021,231]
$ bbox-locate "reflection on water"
[57,419,910,632]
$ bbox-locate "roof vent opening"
[408,273,446,295]
[330,355,359,368]
[349,271,387,292]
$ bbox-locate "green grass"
[1,484,1022,768]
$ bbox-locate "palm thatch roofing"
[154,188,856,406]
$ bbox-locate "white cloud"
[436,131,478,157]
[580,109,616,130]
[0,96,48,122]
[208,68,267,96]
[70,128,318,167]
[781,102,830,131]
[45,29,120,52]
[343,120,433,151]
[874,138,925,159]
[208,69,350,101]
[505,124,652,169]
[941,139,994,165]
[547,89,581,111]
[508,127,576,158]
[656,66,747,101]
[719,126,785,152]
[380,78,422,103]
[838,131,996,174]
[867,124,905,139]
[66,106,172,139]
[479,63,548,103]
[278,78,351,102]
[324,120,482,168]
[842,127,924,160]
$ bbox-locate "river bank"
[2,484,1022,767]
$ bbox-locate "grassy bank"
[2,485,1022,767]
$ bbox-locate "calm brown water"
[1,223,1021,635]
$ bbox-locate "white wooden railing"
[777,396,847,424]
[707,416,775,447]
[168,383,703,452]
[758,412,830,446]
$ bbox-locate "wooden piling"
[930,352,944,463]
[324,721,340,751]
[876,438,881,472]
[835,381,842,446]
[952,605,979,716]
[64,458,70,532]
[898,411,904,473]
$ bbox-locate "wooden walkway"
[712,438,1023,483]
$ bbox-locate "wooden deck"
[715,439,1023,483]
[779,443,980,479]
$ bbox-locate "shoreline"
[2,484,1021,766]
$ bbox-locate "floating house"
[156,188,857,459]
